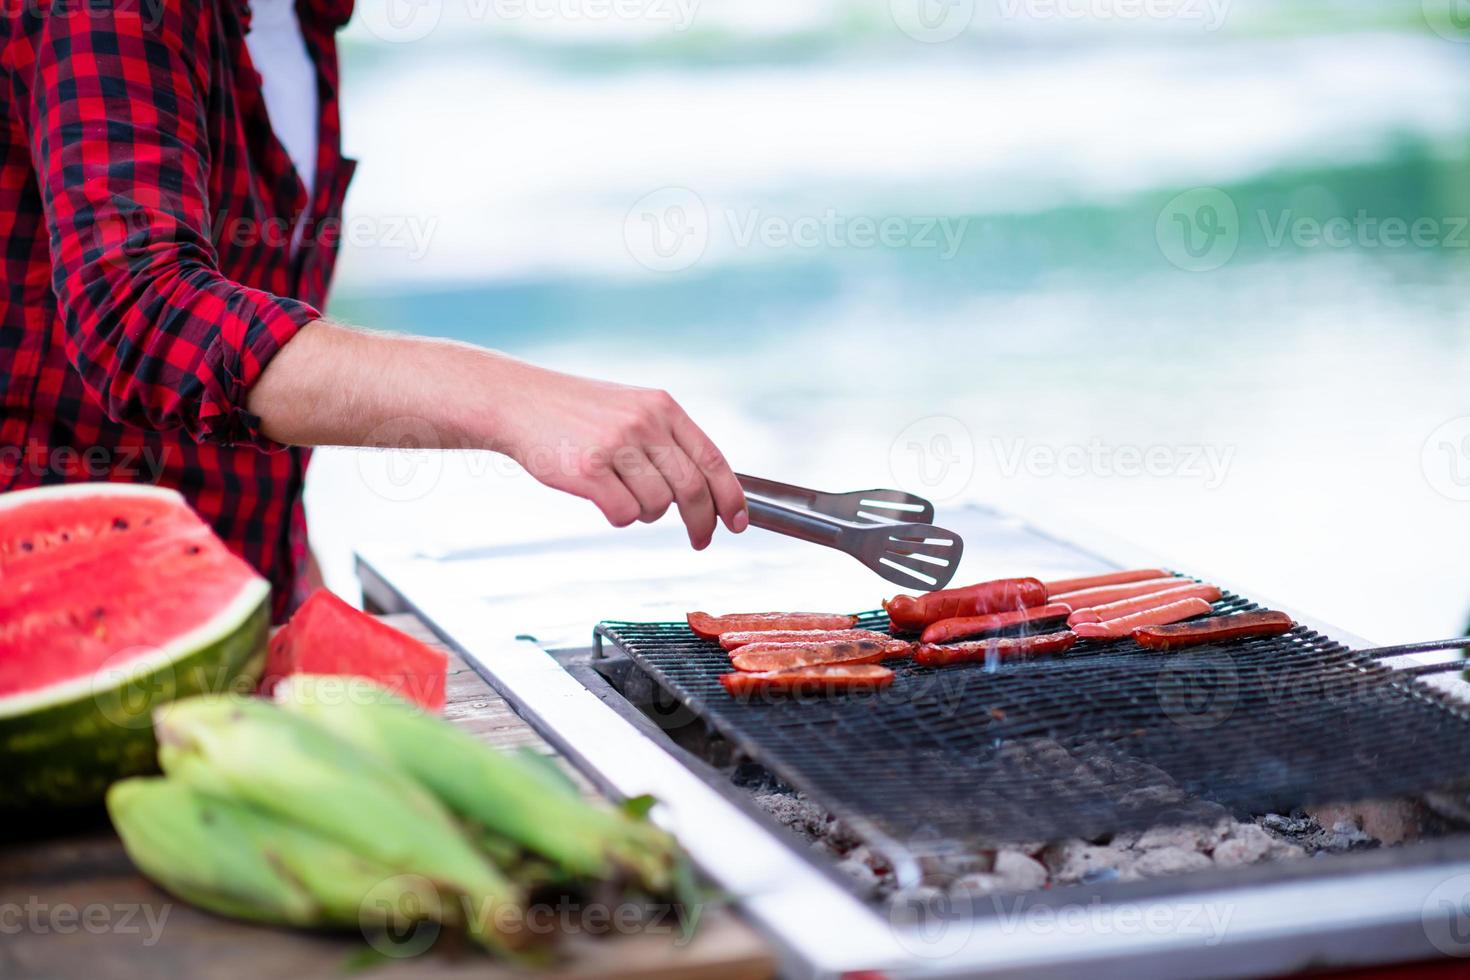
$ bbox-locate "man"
[0,0,747,621]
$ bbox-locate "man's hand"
[246,320,748,548]
[484,364,748,548]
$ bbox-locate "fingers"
[566,387,743,546]
[613,448,675,524]
[647,444,718,549]
[582,472,642,529]
[668,408,747,534]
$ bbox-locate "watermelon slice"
[260,589,447,711]
[0,483,270,812]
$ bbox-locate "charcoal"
[1132,822,1225,853]
[1043,839,1128,884]
[1212,825,1274,866]
[1081,867,1122,884]
[1309,800,1421,845]
[993,850,1048,892]
[1322,820,1377,852]
[1260,811,1313,836]
[1134,846,1213,877]
[836,856,882,898]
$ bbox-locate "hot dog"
[720,663,895,697]
[729,638,912,672]
[687,611,858,641]
[919,603,1073,645]
[884,578,1047,633]
[914,630,1077,667]
[1066,584,1221,627]
[1050,577,1186,609]
[718,628,892,652]
[1043,568,1171,595]
[1132,611,1295,651]
[1071,598,1213,640]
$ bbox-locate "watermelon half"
[0,483,270,812]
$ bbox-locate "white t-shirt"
[245,0,319,251]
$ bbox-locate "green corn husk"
[107,777,451,933]
[273,675,680,892]
[107,777,317,925]
[152,696,527,953]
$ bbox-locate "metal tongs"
[736,474,964,591]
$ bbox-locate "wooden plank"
[0,614,774,980]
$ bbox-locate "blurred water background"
[308,0,1470,644]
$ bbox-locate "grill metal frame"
[595,588,1470,851]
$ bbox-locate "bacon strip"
[718,628,892,652]
[729,638,913,672]
[687,611,858,640]
[914,630,1077,667]
[1132,611,1295,651]
[720,663,894,697]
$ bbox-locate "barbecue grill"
[357,504,1470,978]
[595,595,1470,852]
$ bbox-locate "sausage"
[1043,568,1171,595]
[720,663,895,697]
[919,603,1073,645]
[914,630,1077,667]
[1132,611,1295,651]
[1066,584,1221,627]
[718,628,892,652]
[883,578,1047,633]
[1050,577,1186,609]
[687,611,858,641]
[1071,598,1213,640]
[729,638,913,672]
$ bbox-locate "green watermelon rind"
[0,483,272,812]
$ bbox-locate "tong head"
[735,474,936,524]
[847,520,964,591]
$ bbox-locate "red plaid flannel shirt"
[0,0,356,621]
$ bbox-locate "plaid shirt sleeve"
[21,0,321,448]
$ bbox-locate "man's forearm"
[245,320,747,548]
[245,320,503,451]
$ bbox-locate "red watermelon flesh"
[260,589,447,711]
[0,483,270,812]
[0,485,267,702]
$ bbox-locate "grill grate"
[595,588,1470,848]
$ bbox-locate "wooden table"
[0,616,775,980]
